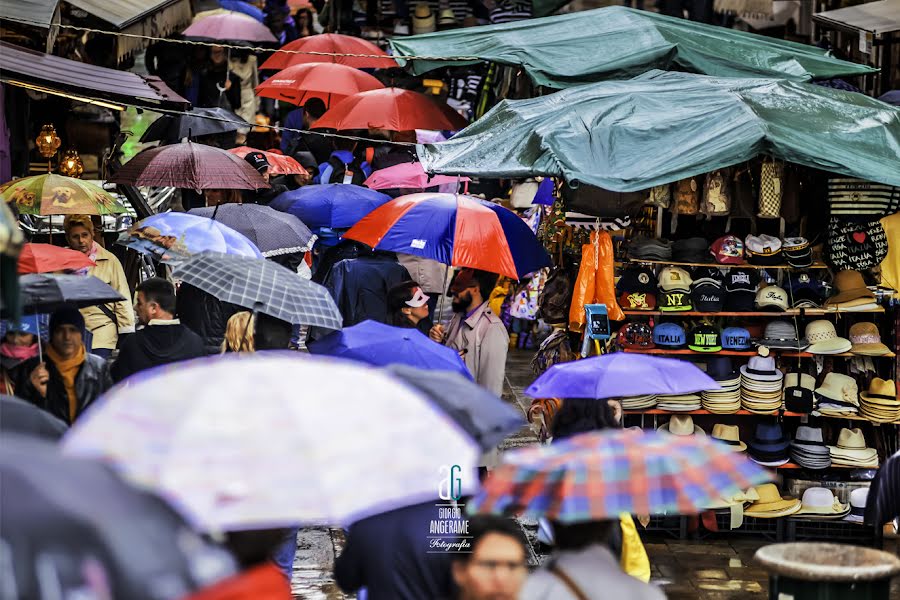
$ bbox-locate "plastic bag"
[568,231,625,332]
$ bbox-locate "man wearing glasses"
[452,516,529,600]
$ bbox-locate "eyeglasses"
[471,560,528,575]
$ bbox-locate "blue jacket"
[314,150,372,184]
[324,254,410,327]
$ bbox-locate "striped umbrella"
[469,429,772,523]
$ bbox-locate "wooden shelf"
[624,409,806,417]
[618,259,830,269]
[623,348,895,359]
[622,307,884,316]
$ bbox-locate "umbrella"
[469,429,772,523]
[14,274,124,316]
[344,193,551,279]
[17,243,94,274]
[0,197,23,256]
[227,146,308,175]
[182,11,277,43]
[526,353,720,399]
[2,435,238,599]
[0,174,128,216]
[270,184,391,230]
[879,90,900,106]
[61,354,480,530]
[364,162,468,190]
[171,252,342,329]
[387,364,525,451]
[308,319,471,378]
[255,62,384,107]
[218,0,264,21]
[313,88,468,132]
[140,107,249,144]
[117,212,262,261]
[0,395,67,440]
[188,203,315,257]
[259,33,396,71]
[109,141,268,190]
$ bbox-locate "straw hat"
[825,270,874,306]
[849,322,893,356]
[805,320,852,354]
[711,424,746,452]
[657,414,705,436]
[814,373,859,406]
[412,3,436,34]
[744,484,801,517]
[844,487,869,523]
[828,427,878,467]
[796,487,850,517]
[739,355,784,383]
[437,8,458,27]
[860,378,897,404]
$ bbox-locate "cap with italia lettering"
[653,322,686,348]
[691,277,725,312]
[754,285,789,312]
[689,324,722,352]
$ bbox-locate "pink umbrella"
[363,162,468,190]
[183,12,277,43]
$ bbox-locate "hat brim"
[688,345,722,353]
[807,338,853,354]
[798,504,850,516]
[713,439,747,452]
[657,423,706,436]
[825,288,875,305]
[851,342,893,356]
[745,499,801,515]
[758,338,809,350]
[739,365,783,382]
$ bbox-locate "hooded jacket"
[111,320,207,383]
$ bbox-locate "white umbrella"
[61,354,479,531]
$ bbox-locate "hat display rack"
[607,166,897,545]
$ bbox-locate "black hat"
[49,305,85,335]
[784,373,815,414]
[691,278,725,312]
[617,266,658,310]
[673,237,710,263]
[688,324,721,352]
[723,268,760,311]
[782,237,812,268]
[785,273,826,308]
[706,356,738,381]
[244,151,270,173]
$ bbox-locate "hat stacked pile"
[824,270,878,312]
[814,373,859,417]
[688,324,721,352]
[721,326,752,351]
[656,393,702,412]
[620,394,658,410]
[789,426,831,470]
[616,266,658,311]
[796,487,850,519]
[782,237,813,268]
[710,235,744,265]
[859,378,899,423]
[744,483,801,518]
[757,320,809,352]
[828,428,879,468]
[740,356,784,413]
[672,237,709,263]
[702,357,741,413]
[628,236,672,261]
[845,488,869,523]
[657,266,693,312]
[754,285,789,312]
[747,422,790,466]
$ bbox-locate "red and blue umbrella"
[344,193,551,280]
[270,184,392,230]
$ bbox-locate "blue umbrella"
[526,353,720,399]
[270,184,392,230]
[308,320,472,378]
[218,0,264,21]
[117,212,262,261]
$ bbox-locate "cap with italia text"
[689,324,722,352]
[691,277,725,312]
[653,322,686,348]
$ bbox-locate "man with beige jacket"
[64,215,134,358]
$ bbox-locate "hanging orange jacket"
[568,231,624,332]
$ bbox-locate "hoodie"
[111,320,206,383]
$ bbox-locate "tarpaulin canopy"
[0,0,59,27]
[390,6,877,89]
[417,71,900,192]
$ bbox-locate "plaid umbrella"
[189,204,315,257]
[172,252,341,329]
[469,429,772,523]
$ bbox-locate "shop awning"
[390,6,877,88]
[417,71,900,191]
[0,42,190,111]
[813,0,900,35]
[0,0,60,27]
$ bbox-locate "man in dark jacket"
[177,283,243,354]
[111,278,206,383]
[20,306,112,424]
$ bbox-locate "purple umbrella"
[109,142,268,191]
[525,353,720,399]
[183,12,277,43]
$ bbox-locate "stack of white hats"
[814,373,859,417]
[620,394,658,410]
[740,355,784,414]
[656,393,702,412]
[828,428,879,468]
[702,357,741,414]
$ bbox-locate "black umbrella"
[0,395,67,440]
[387,364,526,451]
[171,252,342,329]
[139,107,249,144]
[0,435,238,599]
[188,203,315,258]
[14,273,125,316]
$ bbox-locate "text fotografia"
[428,506,471,553]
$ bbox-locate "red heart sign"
[852,232,867,244]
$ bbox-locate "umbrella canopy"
[0,174,128,216]
[14,274,125,316]
[171,252,342,329]
[344,193,551,279]
[189,203,315,257]
[255,62,384,107]
[218,0,264,21]
[0,395,67,440]
[61,354,480,530]
[270,184,392,229]
[0,198,23,257]
[308,320,471,378]
[526,353,719,399]
[182,11,277,43]
[140,107,249,144]
[118,213,262,262]
[227,146,308,175]
[313,88,468,132]
[469,429,772,523]
[391,6,876,88]
[419,70,900,191]
[109,141,269,191]
[364,162,469,190]
[260,33,396,71]
[387,364,525,451]
[17,243,95,274]
[2,435,238,599]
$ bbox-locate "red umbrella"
[313,88,468,132]
[255,63,384,107]
[227,147,309,176]
[182,12,277,43]
[17,243,95,274]
[259,33,396,71]
[109,142,268,190]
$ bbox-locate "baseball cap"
[782,237,812,268]
[755,285,789,312]
[710,235,744,265]
[658,266,693,292]
[659,289,693,312]
[244,151,270,174]
[619,322,655,349]
[721,327,752,350]
[723,268,760,311]
[691,277,724,312]
[688,324,722,352]
[785,273,826,308]
[616,267,657,310]
[653,322,686,348]
[745,234,783,266]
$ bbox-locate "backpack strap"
[549,560,590,600]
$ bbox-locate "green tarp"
[417,71,900,191]
[390,6,877,88]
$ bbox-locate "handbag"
[538,266,573,325]
[827,217,889,271]
[701,169,732,217]
[674,177,700,215]
[758,159,783,218]
[647,183,670,209]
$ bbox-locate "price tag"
[859,30,873,54]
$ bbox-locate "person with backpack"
[314,138,372,185]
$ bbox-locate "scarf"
[0,342,38,362]
[46,343,86,422]
[73,242,101,275]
